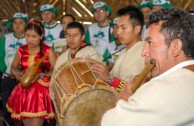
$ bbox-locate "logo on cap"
[93,2,105,9]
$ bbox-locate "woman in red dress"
[6,21,56,126]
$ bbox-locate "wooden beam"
[69,7,79,18]
[71,0,90,17]
[3,0,16,14]
[76,17,95,22]
[79,0,94,16]
[0,1,13,18]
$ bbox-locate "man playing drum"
[51,22,115,126]
[54,22,103,70]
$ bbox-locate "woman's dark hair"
[147,8,194,58]
[67,22,85,35]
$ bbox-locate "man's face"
[61,16,74,32]
[41,11,54,23]
[66,28,84,51]
[141,7,152,22]
[141,22,174,77]
[12,18,26,34]
[93,8,109,23]
[116,15,139,48]
[112,24,118,38]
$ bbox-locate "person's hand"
[111,81,133,102]
[92,62,110,81]
[55,52,61,57]
[12,70,23,80]
[62,45,68,53]
[31,73,42,83]
[107,63,114,71]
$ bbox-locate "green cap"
[7,13,28,28]
[153,0,173,8]
[37,4,58,15]
[138,1,153,10]
[113,17,118,25]
[92,2,112,15]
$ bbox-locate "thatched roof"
[0,0,194,22]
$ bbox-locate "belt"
[2,73,11,78]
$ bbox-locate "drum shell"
[50,58,116,126]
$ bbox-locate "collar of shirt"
[152,60,194,81]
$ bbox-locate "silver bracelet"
[106,75,114,85]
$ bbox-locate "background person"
[38,4,62,47]
[0,12,28,126]
[53,14,76,57]
[152,0,173,11]
[138,1,153,39]
[107,17,125,71]
[84,2,116,66]
[59,14,75,39]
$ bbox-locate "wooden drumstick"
[131,59,156,93]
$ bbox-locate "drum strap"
[69,42,89,59]
[184,64,194,72]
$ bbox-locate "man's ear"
[82,34,85,41]
[106,11,109,17]
[134,25,141,35]
[52,12,55,18]
[170,39,182,57]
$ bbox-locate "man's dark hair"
[147,8,194,58]
[117,5,144,32]
[61,14,76,22]
[67,22,85,35]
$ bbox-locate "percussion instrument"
[50,58,116,126]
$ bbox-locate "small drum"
[50,58,116,126]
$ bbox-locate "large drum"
[50,58,116,126]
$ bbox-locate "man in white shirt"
[38,4,62,47]
[101,8,194,126]
[92,5,145,92]
[84,2,116,65]
[0,12,27,126]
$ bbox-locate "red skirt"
[6,78,55,120]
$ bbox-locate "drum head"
[65,87,116,126]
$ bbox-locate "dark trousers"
[1,76,18,126]
[43,119,56,126]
